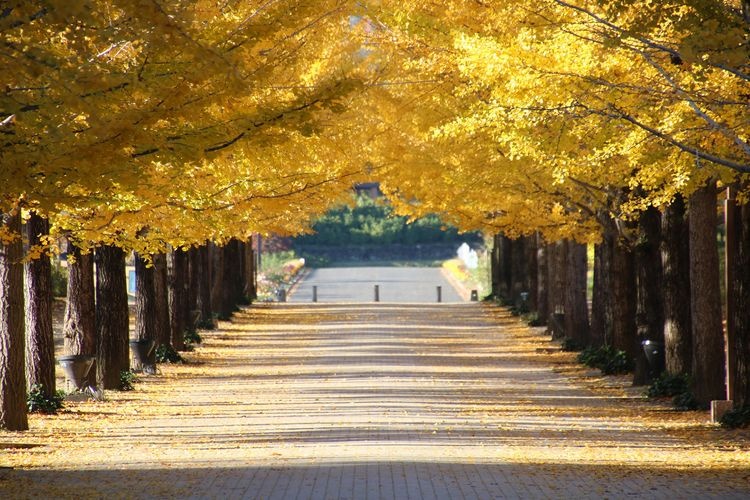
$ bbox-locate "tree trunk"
[525,235,539,311]
[231,239,246,306]
[564,241,590,345]
[611,238,637,360]
[244,241,257,302]
[491,234,502,298]
[501,236,513,300]
[134,254,157,370]
[211,242,225,318]
[689,180,725,406]
[63,240,97,388]
[197,245,213,329]
[95,245,129,390]
[187,246,199,328]
[511,237,527,302]
[729,198,750,407]
[167,248,187,351]
[547,241,567,339]
[633,207,665,385]
[591,229,615,348]
[0,210,28,430]
[662,194,692,375]
[24,213,55,397]
[153,253,170,348]
[536,237,549,325]
[219,242,239,319]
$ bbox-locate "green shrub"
[184,329,202,345]
[561,338,584,352]
[295,194,479,246]
[577,345,634,375]
[51,261,68,297]
[27,384,65,414]
[155,344,184,364]
[720,406,750,429]
[646,373,699,411]
[195,317,215,330]
[646,373,691,398]
[673,391,700,411]
[522,312,544,327]
[119,370,139,391]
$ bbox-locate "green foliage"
[295,194,478,246]
[27,384,65,414]
[561,338,584,352]
[577,345,634,375]
[646,372,699,411]
[51,261,68,297]
[672,391,700,411]
[720,406,750,429]
[119,370,139,391]
[523,312,544,327]
[195,317,215,330]
[155,344,185,364]
[646,373,691,398]
[184,329,202,345]
[260,250,298,272]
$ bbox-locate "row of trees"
[2,2,750,429]
[9,233,255,431]
[356,2,750,410]
[487,190,748,411]
[0,2,375,430]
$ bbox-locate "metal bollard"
[374,284,380,302]
[437,285,442,303]
[312,285,318,303]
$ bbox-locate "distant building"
[354,182,381,199]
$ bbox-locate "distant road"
[288,267,465,303]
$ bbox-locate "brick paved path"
[2,302,749,499]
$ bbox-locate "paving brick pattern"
[2,301,749,499]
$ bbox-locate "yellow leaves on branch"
[2,1,749,248]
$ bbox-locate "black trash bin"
[642,340,665,377]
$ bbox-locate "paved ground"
[2,300,749,498]
[288,267,464,303]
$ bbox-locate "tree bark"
[153,253,170,348]
[167,248,187,351]
[187,246,199,328]
[196,244,213,329]
[729,198,750,407]
[661,195,692,375]
[219,241,239,319]
[490,234,501,298]
[591,229,615,348]
[536,237,549,325]
[211,242,225,318]
[689,180,725,406]
[63,240,97,388]
[547,241,567,339]
[95,245,129,390]
[24,213,55,397]
[564,241,590,345]
[525,235,539,311]
[510,237,526,304]
[134,254,157,370]
[611,238,637,360]
[633,207,665,385]
[244,241,257,302]
[0,210,28,430]
[501,236,513,300]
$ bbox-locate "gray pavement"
[2,302,749,499]
[288,267,464,303]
